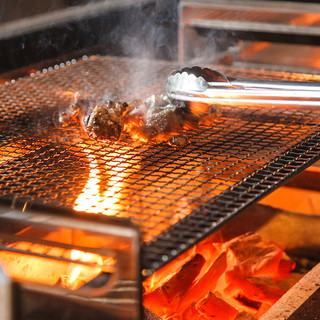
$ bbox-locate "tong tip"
[166,71,208,95]
[166,66,229,99]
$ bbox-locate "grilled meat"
[86,101,128,141]
[60,94,221,147]
[124,95,194,144]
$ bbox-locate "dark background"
[0,0,179,74]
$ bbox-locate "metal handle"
[166,67,320,107]
[228,78,320,91]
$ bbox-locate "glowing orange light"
[73,153,102,213]
[73,147,137,216]
[0,242,114,291]
[62,249,113,290]
[56,90,80,101]
[290,13,320,26]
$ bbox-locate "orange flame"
[62,249,115,290]
[73,153,103,214]
[73,148,133,216]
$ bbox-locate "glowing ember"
[0,242,115,291]
[143,232,300,320]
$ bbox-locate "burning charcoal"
[143,250,195,294]
[235,311,257,320]
[254,303,274,319]
[143,253,205,316]
[222,232,283,278]
[195,241,219,277]
[234,293,262,311]
[143,232,299,320]
[144,307,162,320]
[277,259,296,278]
[163,314,182,320]
[177,251,227,313]
[161,253,205,302]
[224,271,285,305]
[182,303,202,320]
[240,274,302,300]
[196,292,238,320]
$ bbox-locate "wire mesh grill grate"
[0,56,320,273]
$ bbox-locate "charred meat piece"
[59,102,81,127]
[85,101,128,141]
[123,94,221,146]
[59,98,128,141]
[124,95,191,143]
[61,94,221,146]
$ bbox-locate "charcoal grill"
[0,55,320,279]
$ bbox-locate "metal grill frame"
[0,55,320,277]
[0,200,142,319]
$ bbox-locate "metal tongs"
[166,66,320,107]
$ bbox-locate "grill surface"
[0,55,320,274]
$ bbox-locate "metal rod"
[199,88,320,99]
[227,78,320,91]
[169,93,320,107]
[0,243,102,268]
